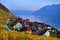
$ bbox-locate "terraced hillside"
[0,3,16,29]
[0,3,60,40]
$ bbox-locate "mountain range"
[33,4,60,29]
[11,10,33,15]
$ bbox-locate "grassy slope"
[0,29,60,40]
[0,8,16,29]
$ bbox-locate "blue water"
[16,15,41,22]
[16,15,60,30]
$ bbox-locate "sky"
[0,0,60,11]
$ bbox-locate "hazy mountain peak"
[33,4,60,29]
